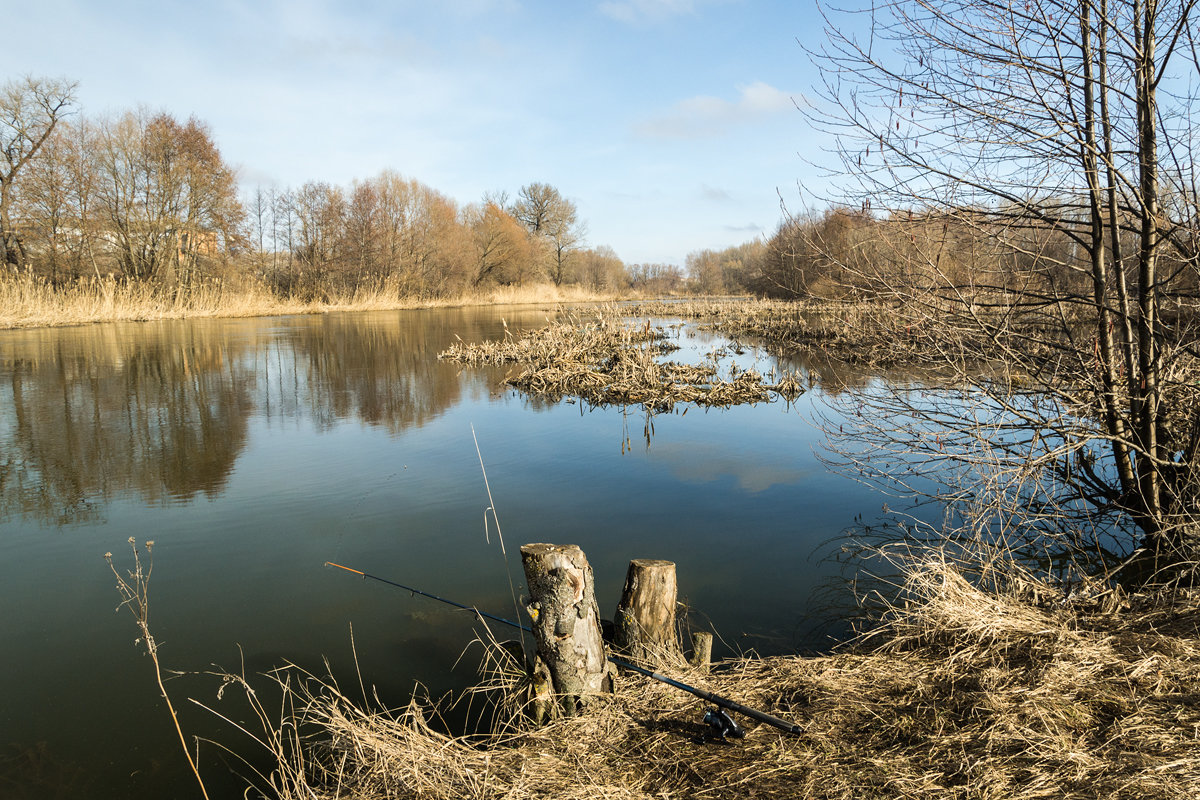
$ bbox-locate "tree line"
[693,202,1199,306]
[0,76,658,299]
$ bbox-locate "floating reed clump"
[215,552,1200,799]
[438,309,804,411]
[627,299,962,368]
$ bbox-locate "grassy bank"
[212,552,1200,799]
[0,274,622,330]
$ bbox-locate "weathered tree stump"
[520,543,613,716]
[689,631,713,669]
[614,558,682,666]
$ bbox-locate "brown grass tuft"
[205,552,1200,799]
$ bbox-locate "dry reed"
[106,539,211,800]
[206,550,1200,799]
[438,308,804,411]
[0,274,621,330]
[626,298,956,369]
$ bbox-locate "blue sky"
[2,0,838,266]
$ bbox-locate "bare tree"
[577,244,628,291]
[20,125,73,283]
[513,182,585,285]
[92,110,243,287]
[809,0,1200,574]
[273,187,295,286]
[0,76,76,270]
[465,200,534,287]
[250,185,271,279]
[291,180,345,292]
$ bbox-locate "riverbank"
[219,552,1200,799]
[216,300,1198,798]
[0,274,623,330]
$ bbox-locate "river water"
[0,305,895,798]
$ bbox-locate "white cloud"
[636,81,795,139]
[738,81,794,113]
[701,183,733,202]
[649,442,809,493]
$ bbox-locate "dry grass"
[625,298,971,370]
[0,274,622,330]
[206,552,1200,800]
[438,308,804,411]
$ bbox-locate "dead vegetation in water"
[625,298,1197,379]
[438,309,804,412]
[212,553,1200,799]
[626,299,958,369]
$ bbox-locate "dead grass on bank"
[437,308,804,411]
[0,274,620,330]
[624,298,1017,371]
[626,299,953,369]
[210,553,1200,800]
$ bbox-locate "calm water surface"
[1,305,892,798]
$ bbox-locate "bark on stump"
[614,558,681,666]
[689,631,713,669]
[520,543,612,717]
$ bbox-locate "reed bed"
[626,299,961,368]
[213,553,1200,799]
[0,274,620,330]
[438,309,804,411]
[625,297,1187,377]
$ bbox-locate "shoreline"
[219,554,1200,800]
[0,277,629,331]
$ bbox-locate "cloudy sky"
[2,0,839,266]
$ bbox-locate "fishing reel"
[702,707,745,740]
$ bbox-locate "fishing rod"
[325,561,802,737]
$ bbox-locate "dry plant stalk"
[438,307,804,412]
[209,549,1200,800]
[105,538,210,800]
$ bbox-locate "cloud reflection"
[648,441,809,493]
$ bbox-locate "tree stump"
[614,558,681,666]
[520,543,613,716]
[689,631,713,669]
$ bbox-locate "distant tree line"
[1,76,647,299]
[687,203,1200,309]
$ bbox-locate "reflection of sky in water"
[649,441,811,493]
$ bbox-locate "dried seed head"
[145,540,155,550]
[127,536,136,545]
[104,552,113,560]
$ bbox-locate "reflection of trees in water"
[281,313,476,435]
[0,323,253,523]
[0,309,541,523]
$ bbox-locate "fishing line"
[328,470,402,568]
[325,562,528,631]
